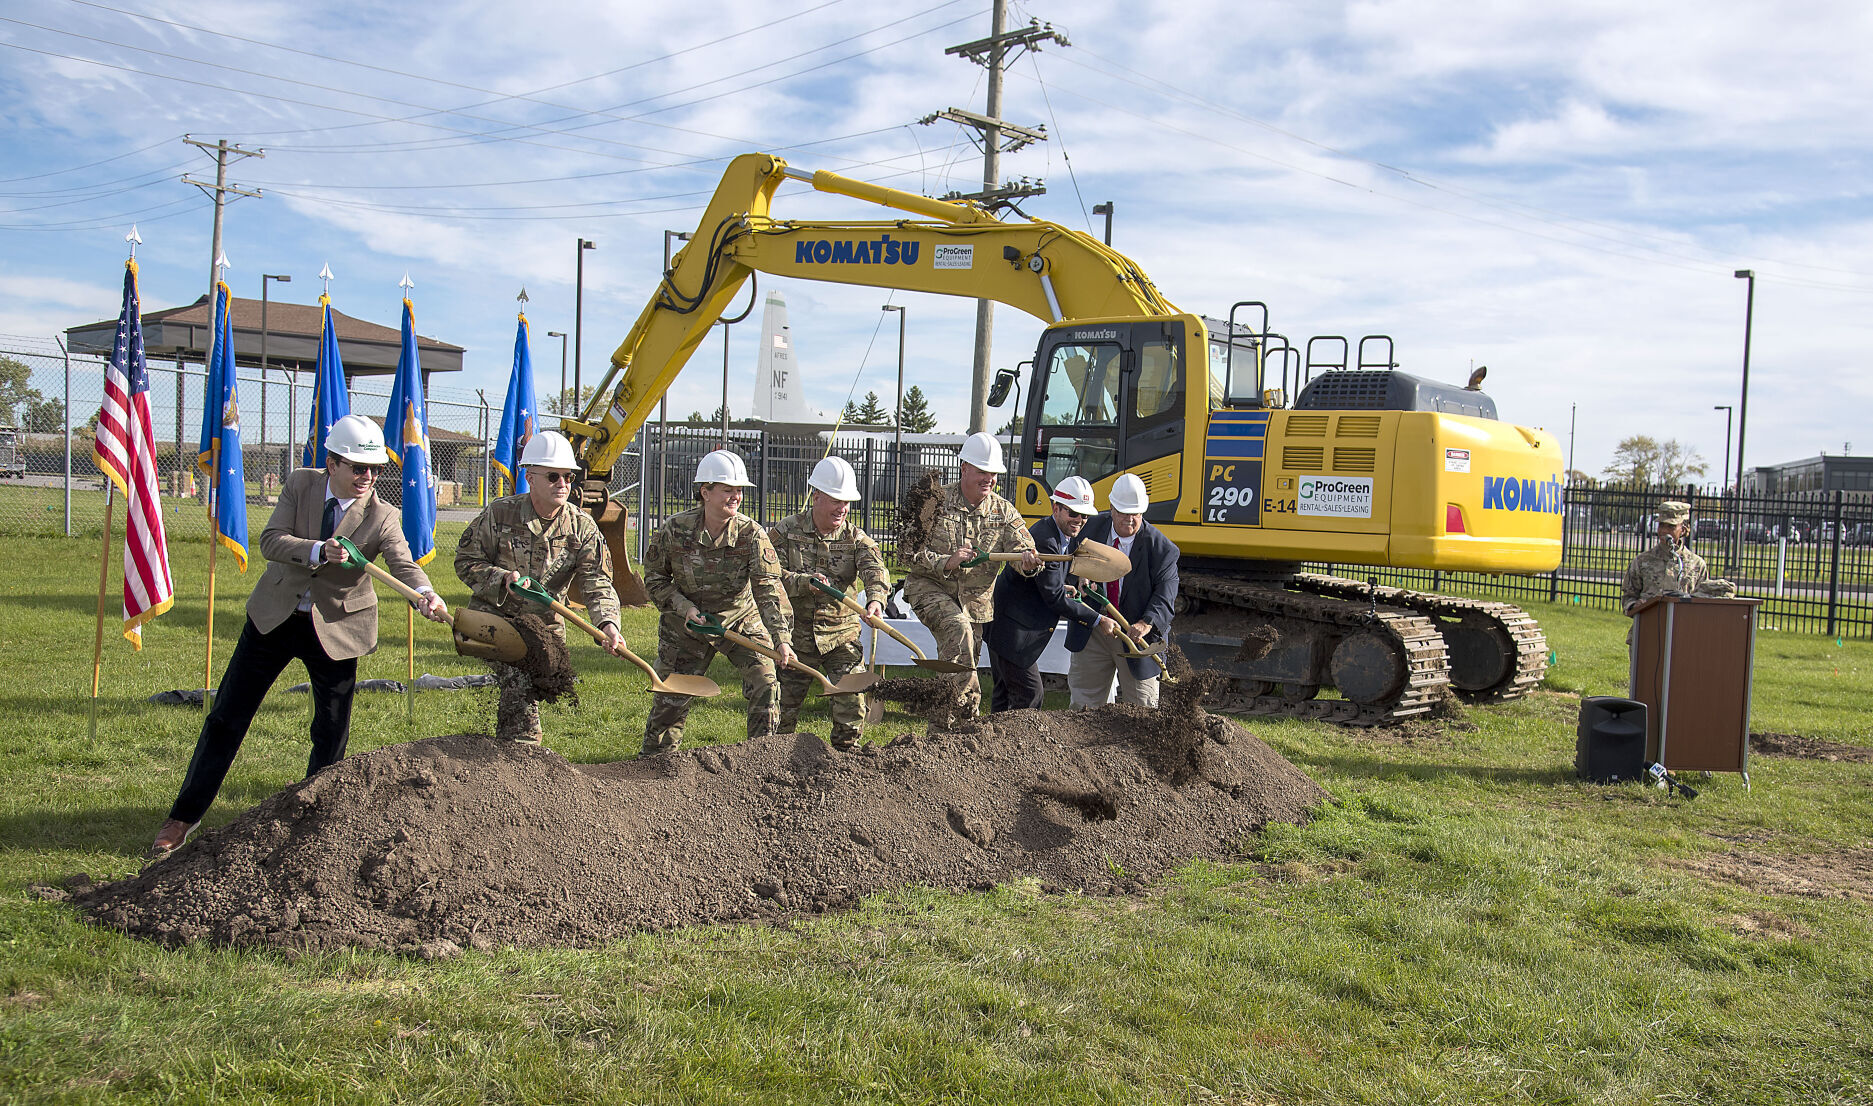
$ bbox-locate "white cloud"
[2,0,1870,477]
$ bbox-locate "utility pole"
[181,137,264,302]
[923,3,1068,433]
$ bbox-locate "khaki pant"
[905,591,985,726]
[1067,632,1160,709]
[643,619,779,753]
[779,637,867,747]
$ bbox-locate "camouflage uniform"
[1622,502,1736,674]
[455,494,621,743]
[900,481,1035,726]
[1621,540,1720,615]
[642,508,792,753]
[768,509,890,747]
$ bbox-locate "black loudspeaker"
[1576,696,1648,782]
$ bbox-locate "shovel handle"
[512,576,659,678]
[961,550,1071,568]
[701,619,830,692]
[810,579,928,660]
[335,536,430,608]
[1078,586,1157,656]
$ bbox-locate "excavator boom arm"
[565,152,1178,474]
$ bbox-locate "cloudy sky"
[3,0,1870,480]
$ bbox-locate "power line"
[1055,46,1873,287]
[0,133,182,184]
[38,0,975,165]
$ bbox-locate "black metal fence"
[624,425,971,566]
[9,349,1866,643]
[1320,483,1873,639]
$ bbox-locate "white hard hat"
[325,414,389,466]
[1049,475,1097,516]
[1109,472,1149,514]
[519,430,577,472]
[808,456,860,502]
[693,448,755,487]
[958,431,1006,474]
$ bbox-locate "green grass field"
[2,523,1871,1103]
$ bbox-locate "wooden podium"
[1628,595,1761,784]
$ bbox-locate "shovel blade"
[452,608,527,663]
[913,658,973,673]
[825,672,879,696]
[1071,542,1132,583]
[864,695,885,723]
[652,673,722,698]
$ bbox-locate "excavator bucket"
[574,488,650,608]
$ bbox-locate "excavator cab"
[1015,318,1194,523]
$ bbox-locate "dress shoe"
[149,818,198,858]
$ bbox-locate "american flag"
[94,260,175,648]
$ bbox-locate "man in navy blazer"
[984,477,1106,712]
[1065,472,1179,707]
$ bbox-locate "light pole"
[547,331,568,417]
[1733,270,1755,497]
[262,272,291,475]
[1567,402,1576,484]
[1734,269,1755,573]
[1091,201,1113,245]
[655,231,691,533]
[715,281,759,448]
[883,304,906,502]
[1713,405,1733,494]
[574,238,595,406]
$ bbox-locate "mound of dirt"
[1751,732,1873,764]
[71,679,1327,953]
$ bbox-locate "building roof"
[62,295,464,377]
[1753,454,1873,471]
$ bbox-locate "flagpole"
[89,483,116,744]
[407,604,416,727]
[204,438,219,710]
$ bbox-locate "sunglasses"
[535,471,575,484]
[341,462,383,476]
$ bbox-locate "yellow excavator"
[561,153,1564,724]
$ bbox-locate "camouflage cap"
[1658,501,1691,525]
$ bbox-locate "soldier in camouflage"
[770,457,890,749]
[455,431,624,745]
[1621,500,1737,616]
[642,448,795,755]
[901,433,1040,728]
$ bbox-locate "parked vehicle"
[0,426,22,480]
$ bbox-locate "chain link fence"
[0,339,544,540]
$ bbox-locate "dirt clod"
[73,691,1328,952]
[894,470,945,555]
[872,676,954,716]
[510,613,577,703]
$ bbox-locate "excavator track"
[1176,573,1451,727]
[1288,573,1548,703]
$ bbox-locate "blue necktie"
[320,497,339,541]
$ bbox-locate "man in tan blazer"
[152,414,449,856]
